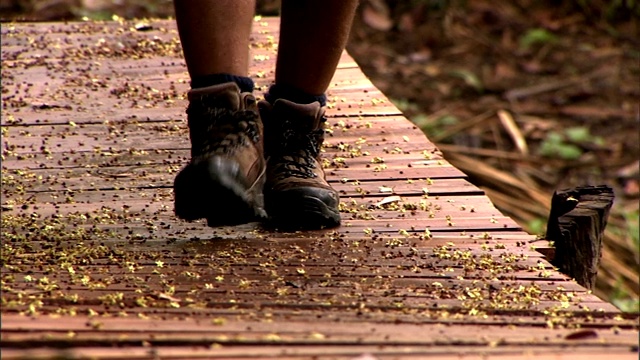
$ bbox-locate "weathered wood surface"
[1,18,638,360]
[546,185,615,290]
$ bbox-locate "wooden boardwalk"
[1,18,638,359]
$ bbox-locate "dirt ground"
[1,0,638,310]
[346,0,639,310]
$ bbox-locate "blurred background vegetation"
[1,0,638,312]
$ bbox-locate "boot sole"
[174,159,266,227]
[266,193,341,230]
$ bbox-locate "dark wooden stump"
[546,185,615,290]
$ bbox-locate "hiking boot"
[259,99,341,229]
[174,82,267,227]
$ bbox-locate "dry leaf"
[376,196,402,207]
[157,293,181,303]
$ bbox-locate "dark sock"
[191,73,254,93]
[265,83,327,107]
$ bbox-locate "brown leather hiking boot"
[259,99,341,229]
[174,82,266,227]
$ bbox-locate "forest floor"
[346,0,639,310]
[1,0,638,310]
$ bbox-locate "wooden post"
[545,185,614,290]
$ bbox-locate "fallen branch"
[497,109,529,155]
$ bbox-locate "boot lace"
[269,125,324,179]
[188,102,260,159]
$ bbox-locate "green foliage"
[605,208,639,312]
[612,208,640,258]
[624,209,640,250]
[611,278,640,313]
[390,98,418,113]
[538,126,604,160]
[416,114,459,138]
[519,28,558,50]
[564,126,604,145]
[449,69,484,93]
[390,98,459,136]
[77,10,114,21]
[391,98,460,139]
[538,132,583,160]
[527,217,547,237]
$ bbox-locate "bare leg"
[275,0,359,96]
[173,0,266,227]
[260,0,359,230]
[174,0,256,78]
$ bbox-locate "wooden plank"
[2,328,636,348]
[0,202,511,229]
[1,126,432,158]
[3,314,637,341]
[2,17,636,359]
[2,307,631,332]
[2,35,395,126]
[0,178,480,202]
[2,305,632,327]
[1,91,400,127]
[1,168,468,199]
[2,347,638,360]
[1,315,637,353]
[4,275,585,293]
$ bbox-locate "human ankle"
[264,83,327,107]
[191,73,255,93]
